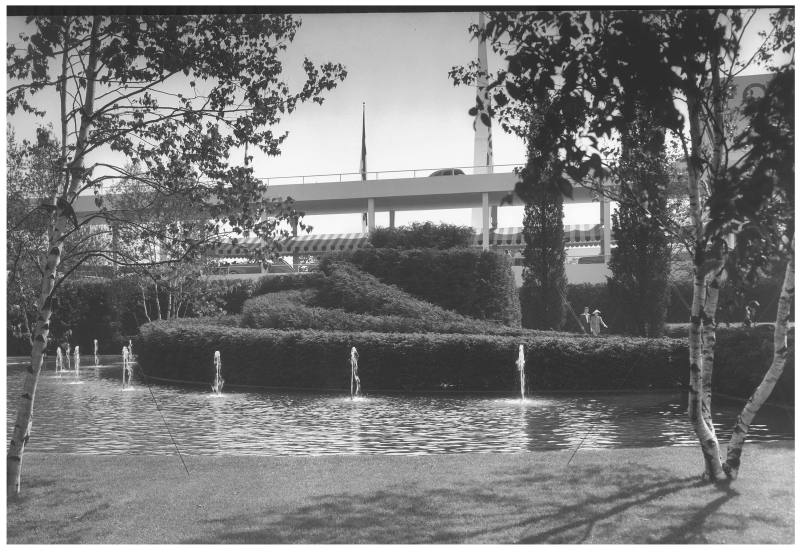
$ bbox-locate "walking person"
[579,306,592,334]
[590,309,608,337]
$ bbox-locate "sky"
[5,7,784,234]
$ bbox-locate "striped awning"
[474,225,608,249]
[206,224,611,258]
[205,233,370,257]
[276,232,370,254]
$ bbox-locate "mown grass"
[7,444,794,544]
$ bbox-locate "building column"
[600,195,611,262]
[491,205,498,229]
[389,210,395,229]
[367,198,375,233]
[291,217,299,268]
[481,192,490,251]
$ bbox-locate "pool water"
[6,356,794,456]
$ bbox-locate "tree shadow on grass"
[179,462,771,544]
[7,475,113,544]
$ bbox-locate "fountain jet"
[350,347,361,399]
[211,350,224,395]
[55,347,63,373]
[122,346,133,388]
[517,344,526,401]
[94,339,99,366]
[74,346,80,377]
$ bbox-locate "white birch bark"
[724,241,794,479]
[7,16,101,495]
[685,89,725,481]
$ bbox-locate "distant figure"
[590,309,608,336]
[744,300,760,327]
[579,307,592,334]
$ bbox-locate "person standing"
[579,306,592,334]
[590,309,608,336]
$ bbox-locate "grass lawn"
[6,443,794,544]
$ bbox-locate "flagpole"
[361,102,369,233]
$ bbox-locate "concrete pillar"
[291,217,299,268]
[481,192,490,251]
[367,198,375,233]
[600,195,611,262]
[389,210,395,229]
[491,205,498,229]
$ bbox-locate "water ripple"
[5,356,794,456]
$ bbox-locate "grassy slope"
[7,444,793,544]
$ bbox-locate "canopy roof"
[206,224,609,258]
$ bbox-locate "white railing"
[259,163,523,186]
[91,163,525,195]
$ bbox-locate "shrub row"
[241,288,531,336]
[368,222,474,249]
[328,248,521,325]
[136,319,689,393]
[562,278,793,333]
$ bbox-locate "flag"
[360,103,367,180]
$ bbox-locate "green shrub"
[136,319,689,392]
[252,271,324,295]
[713,326,795,404]
[369,221,474,249]
[330,248,521,325]
[667,277,792,325]
[241,287,531,336]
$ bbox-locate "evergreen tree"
[607,109,671,337]
[518,103,567,330]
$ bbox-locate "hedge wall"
[368,222,474,249]
[241,288,530,336]
[328,248,521,326]
[136,319,688,393]
[563,278,793,332]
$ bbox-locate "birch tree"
[451,8,793,481]
[6,13,346,495]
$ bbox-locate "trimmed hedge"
[564,279,794,332]
[241,288,531,336]
[663,324,794,404]
[251,272,324,295]
[136,320,689,393]
[369,222,474,249]
[328,248,521,325]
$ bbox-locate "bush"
[136,319,689,392]
[252,271,325,295]
[564,278,795,333]
[241,286,530,336]
[330,248,521,325]
[369,221,474,249]
[713,326,795,404]
[668,277,793,325]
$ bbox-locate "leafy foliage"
[329,248,521,325]
[136,319,688,392]
[242,266,528,335]
[517,102,568,330]
[369,221,474,249]
[607,107,671,337]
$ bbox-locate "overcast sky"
[5,8,783,233]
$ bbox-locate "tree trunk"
[686,89,725,481]
[7,15,100,496]
[701,265,726,433]
[724,242,794,479]
[139,284,152,323]
[153,281,163,320]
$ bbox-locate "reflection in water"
[5,356,795,456]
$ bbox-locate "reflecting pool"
[5,356,794,456]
